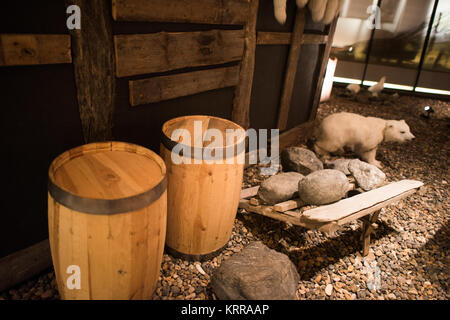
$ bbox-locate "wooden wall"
[0,0,336,285]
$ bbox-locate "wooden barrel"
[160,115,245,259]
[48,142,167,300]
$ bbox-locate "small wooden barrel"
[48,142,167,300]
[161,115,245,259]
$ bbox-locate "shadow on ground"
[238,212,397,280]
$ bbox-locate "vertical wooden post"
[361,210,380,256]
[276,9,306,131]
[67,0,116,143]
[308,16,338,121]
[232,0,259,129]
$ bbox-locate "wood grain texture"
[0,34,71,66]
[161,116,245,256]
[256,32,328,45]
[48,142,167,300]
[302,180,423,223]
[67,0,116,143]
[231,0,259,129]
[0,240,52,292]
[308,16,338,121]
[277,9,306,130]
[51,144,164,200]
[129,66,240,106]
[112,0,250,25]
[114,29,244,77]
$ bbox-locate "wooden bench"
[239,180,423,256]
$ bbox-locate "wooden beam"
[231,0,259,129]
[111,0,250,25]
[274,198,304,212]
[256,32,328,46]
[240,186,260,199]
[257,32,291,45]
[308,16,338,121]
[67,0,116,143]
[239,199,308,228]
[0,34,71,66]
[277,119,318,149]
[0,240,52,292]
[301,180,423,223]
[129,66,240,106]
[114,29,244,77]
[276,9,306,130]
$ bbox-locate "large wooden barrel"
[48,142,167,300]
[160,115,245,259]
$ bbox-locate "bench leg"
[360,210,381,256]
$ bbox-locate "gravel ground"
[1,87,449,300]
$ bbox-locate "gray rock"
[211,241,299,300]
[258,172,304,205]
[281,147,323,175]
[348,159,386,191]
[298,169,349,205]
[325,158,351,175]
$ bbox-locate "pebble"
[325,284,333,296]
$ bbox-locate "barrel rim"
[161,115,246,160]
[48,141,167,215]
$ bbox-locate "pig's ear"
[401,120,406,123]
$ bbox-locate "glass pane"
[364,0,436,87]
[332,0,374,81]
[417,0,450,92]
[422,0,450,72]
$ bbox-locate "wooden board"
[277,9,306,130]
[231,0,259,129]
[302,180,423,223]
[0,34,71,66]
[67,0,116,142]
[114,29,245,77]
[240,186,259,199]
[257,32,328,45]
[112,0,250,25]
[0,240,52,292]
[129,66,240,106]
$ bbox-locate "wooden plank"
[256,32,328,45]
[0,34,71,66]
[112,0,250,25]
[302,180,423,223]
[303,34,329,45]
[274,198,304,212]
[0,240,52,292]
[276,120,318,149]
[129,66,240,106]
[231,0,259,129]
[114,29,245,77]
[68,0,116,142]
[239,199,307,227]
[240,186,260,199]
[277,9,306,130]
[308,17,338,121]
